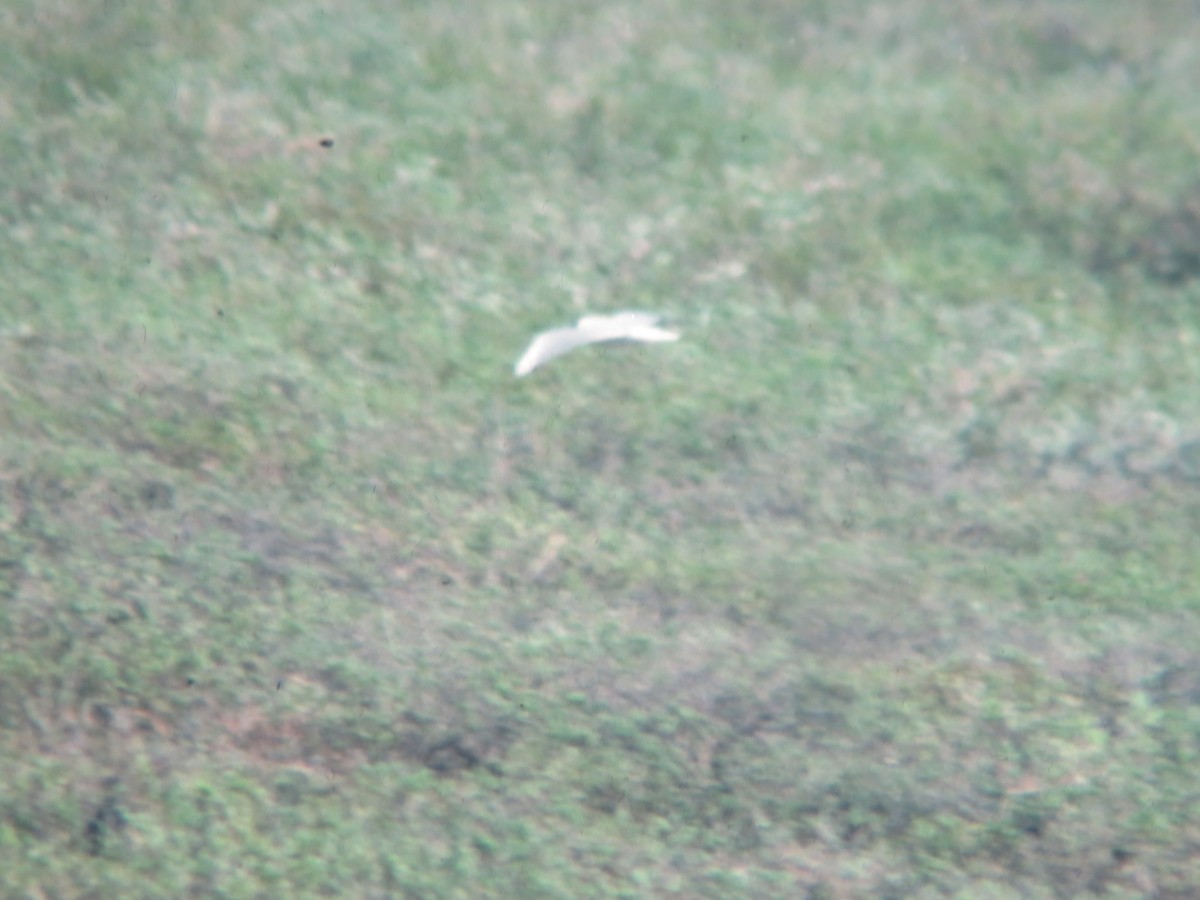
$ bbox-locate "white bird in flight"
[514,311,679,377]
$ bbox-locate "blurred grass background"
[2,0,1200,895]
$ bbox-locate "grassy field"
[2,0,1200,896]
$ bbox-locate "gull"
[514,311,679,377]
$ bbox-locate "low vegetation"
[2,1,1198,895]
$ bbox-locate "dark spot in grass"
[1090,180,1200,285]
[85,792,127,857]
[319,137,334,148]
[424,736,483,775]
[413,723,514,777]
[584,781,625,815]
[139,480,175,510]
[91,705,113,729]
[1011,800,1051,837]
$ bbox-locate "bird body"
[514,311,679,376]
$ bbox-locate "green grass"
[3,0,1200,895]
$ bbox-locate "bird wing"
[577,311,659,332]
[622,321,679,343]
[576,312,678,344]
[514,326,594,376]
[515,312,680,376]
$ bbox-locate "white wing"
[514,327,597,376]
[577,311,658,331]
[514,312,679,376]
[577,312,678,343]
